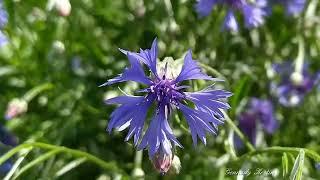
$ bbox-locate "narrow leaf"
[282,152,289,177]
[13,149,62,179]
[289,149,305,180]
[55,158,87,177]
[4,148,33,180]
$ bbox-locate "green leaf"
[289,149,305,180]
[4,148,33,180]
[13,149,62,179]
[282,152,289,178]
[55,158,87,177]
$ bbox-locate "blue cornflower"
[195,0,267,31]
[234,98,278,148]
[101,38,232,172]
[271,61,319,107]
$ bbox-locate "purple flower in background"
[0,0,8,47]
[234,98,278,148]
[101,38,232,173]
[0,126,18,146]
[0,0,8,28]
[0,126,17,176]
[195,0,267,31]
[271,0,306,16]
[0,31,7,47]
[271,61,319,107]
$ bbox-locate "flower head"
[271,61,319,107]
[234,98,278,148]
[4,98,28,120]
[101,38,232,168]
[195,0,267,31]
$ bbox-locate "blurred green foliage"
[0,0,320,179]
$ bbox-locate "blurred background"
[0,0,320,179]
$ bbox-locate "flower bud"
[5,98,28,120]
[55,0,71,17]
[290,71,304,86]
[131,167,144,179]
[151,150,173,175]
[171,155,181,174]
[52,40,65,54]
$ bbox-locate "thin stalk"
[223,111,255,152]
[133,151,143,169]
[0,142,125,175]
[236,146,320,163]
[22,83,54,102]
[294,37,305,74]
[199,62,228,81]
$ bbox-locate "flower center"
[149,78,184,107]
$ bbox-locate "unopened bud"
[131,167,144,179]
[290,72,304,86]
[5,98,28,120]
[151,150,173,175]
[52,40,65,54]
[171,155,181,174]
[55,0,71,16]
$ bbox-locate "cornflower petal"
[119,38,159,79]
[100,53,152,86]
[106,95,154,145]
[174,50,218,83]
[138,106,182,157]
[178,103,220,147]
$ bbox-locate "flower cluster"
[270,61,320,107]
[101,38,232,173]
[195,0,267,31]
[195,0,307,31]
[234,98,278,148]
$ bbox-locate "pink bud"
[151,150,173,175]
[55,0,71,17]
[5,98,28,120]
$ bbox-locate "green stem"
[0,142,125,175]
[22,83,54,102]
[13,149,62,179]
[133,151,143,169]
[223,111,255,152]
[199,63,228,81]
[294,37,305,74]
[174,114,190,134]
[236,146,320,163]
